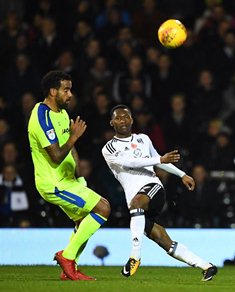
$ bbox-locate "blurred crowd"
[0,0,235,228]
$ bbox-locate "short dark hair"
[110,104,131,118]
[41,70,72,98]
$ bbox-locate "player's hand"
[160,150,180,164]
[70,116,87,140]
[182,174,195,191]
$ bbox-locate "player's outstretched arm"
[182,175,195,191]
[160,150,180,164]
[157,150,186,178]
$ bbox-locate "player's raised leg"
[147,222,218,281]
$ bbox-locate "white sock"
[168,241,211,270]
[130,208,145,260]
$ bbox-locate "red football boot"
[60,269,96,281]
[60,271,70,280]
[76,269,96,281]
[54,250,77,280]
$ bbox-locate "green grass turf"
[0,266,235,292]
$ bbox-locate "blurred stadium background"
[0,0,235,265]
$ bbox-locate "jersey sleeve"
[102,142,161,168]
[157,163,186,178]
[33,105,58,148]
[145,135,186,178]
[147,135,161,158]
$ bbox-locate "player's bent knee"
[100,197,111,218]
[92,197,111,218]
[102,197,110,206]
[130,194,149,210]
[102,198,111,218]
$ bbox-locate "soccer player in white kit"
[102,105,217,281]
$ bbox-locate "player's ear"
[49,88,57,97]
[110,120,113,127]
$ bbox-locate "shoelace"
[130,259,137,269]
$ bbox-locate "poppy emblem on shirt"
[131,143,137,149]
[46,129,56,140]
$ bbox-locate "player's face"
[111,108,133,137]
[56,80,73,110]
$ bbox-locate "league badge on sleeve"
[46,129,56,140]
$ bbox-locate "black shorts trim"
[138,183,166,217]
[138,183,163,200]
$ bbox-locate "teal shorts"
[39,179,101,221]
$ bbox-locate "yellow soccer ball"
[158,19,187,49]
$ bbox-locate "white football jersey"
[102,133,186,207]
[102,133,164,207]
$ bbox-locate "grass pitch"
[0,266,234,292]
